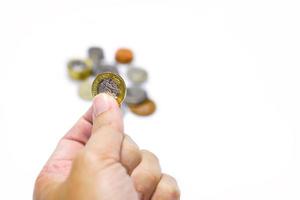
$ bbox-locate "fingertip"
[92,93,124,133]
[92,93,119,120]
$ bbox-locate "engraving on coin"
[78,79,93,101]
[128,99,156,116]
[127,67,148,84]
[115,48,134,64]
[125,87,147,104]
[88,47,104,63]
[68,59,92,80]
[92,72,126,105]
[99,78,120,98]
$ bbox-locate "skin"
[33,93,180,200]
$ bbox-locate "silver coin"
[127,67,148,84]
[125,86,147,104]
[78,78,93,101]
[93,62,119,75]
[88,47,104,63]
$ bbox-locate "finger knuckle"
[142,169,161,185]
[133,169,161,194]
[161,184,181,199]
[141,150,159,163]
[151,170,162,183]
[127,145,142,160]
[122,148,142,169]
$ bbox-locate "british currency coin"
[125,86,147,104]
[115,48,134,64]
[67,59,92,80]
[88,47,104,64]
[127,67,148,84]
[93,62,119,75]
[78,78,93,101]
[92,72,126,105]
[128,99,156,116]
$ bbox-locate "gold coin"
[128,99,156,116]
[78,79,93,101]
[92,72,127,105]
[115,48,134,64]
[68,59,92,80]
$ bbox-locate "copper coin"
[115,48,134,64]
[128,99,156,116]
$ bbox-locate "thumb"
[92,93,123,132]
[85,93,124,162]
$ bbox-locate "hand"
[34,93,180,200]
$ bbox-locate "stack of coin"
[67,46,156,117]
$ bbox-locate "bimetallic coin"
[93,62,119,75]
[128,99,156,116]
[125,87,147,104]
[115,48,134,64]
[127,67,148,84]
[78,78,93,101]
[88,47,104,64]
[68,59,92,80]
[92,72,126,105]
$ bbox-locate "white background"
[0,0,300,199]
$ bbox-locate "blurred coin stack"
[67,47,156,116]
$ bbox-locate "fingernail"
[93,93,116,119]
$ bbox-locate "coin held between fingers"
[92,72,127,105]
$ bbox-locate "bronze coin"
[115,48,134,64]
[128,99,156,116]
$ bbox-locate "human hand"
[34,93,180,200]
